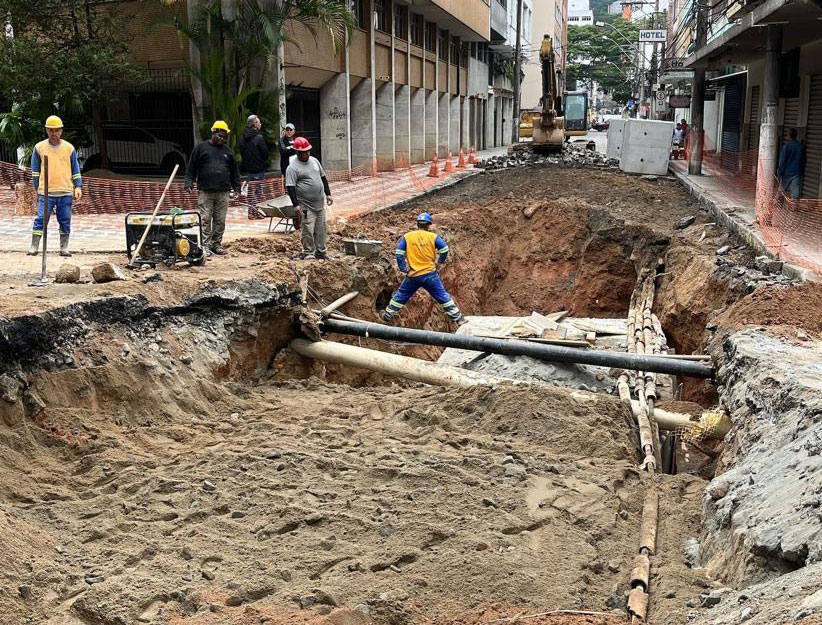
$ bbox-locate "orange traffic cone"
[427,153,440,178]
[468,147,478,165]
[442,151,455,173]
[456,148,466,169]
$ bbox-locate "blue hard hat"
[416,212,433,224]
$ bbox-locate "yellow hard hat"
[45,115,64,129]
[211,120,230,133]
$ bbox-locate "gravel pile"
[479,142,619,171]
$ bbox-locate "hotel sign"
[639,30,667,43]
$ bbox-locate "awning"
[707,70,748,85]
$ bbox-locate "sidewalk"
[0,147,508,253]
[668,159,819,281]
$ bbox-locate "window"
[374,0,387,33]
[461,43,469,68]
[439,30,448,60]
[350,0,366,29]
[470,42,477,58]
[410,14,423,46]
[450,37,460,65]
[425,21,436,51]
[393,3,407,38]
[495,0,507,8]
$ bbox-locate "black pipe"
[320,319,715,380]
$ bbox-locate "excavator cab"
[563,91,589,137]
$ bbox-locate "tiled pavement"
[0,151,507,253]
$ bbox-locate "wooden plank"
[473,333,592,348]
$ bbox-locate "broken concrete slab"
[91,262,128,283]
[54,264,80,284]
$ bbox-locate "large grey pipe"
[320,319,715,380]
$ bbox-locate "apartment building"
[274,0,491,171]
[568,0,594,26]
[99,0,493,174]
[520,0,569,111]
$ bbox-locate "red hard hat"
[293,136,312,151]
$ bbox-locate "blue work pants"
[383,271,462,322]
[33,194,73,235]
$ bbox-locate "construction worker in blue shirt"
[27,115,83,257]
[380,212,467,327]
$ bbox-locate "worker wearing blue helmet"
[380,212,466,327]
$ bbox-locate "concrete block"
[394,85,410,166]
[410,88,426,164]
[350,78,374,172]
[619,119,675,175]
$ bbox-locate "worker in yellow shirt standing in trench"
[27,115,83,257]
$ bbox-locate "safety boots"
[59,233,71,257]
[27,234,41,256]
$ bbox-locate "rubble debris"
[675,215,696,229]
[54,264,80,284]
[478,142,619,171]
[91,262,128,283]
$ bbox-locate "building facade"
[568,0,594,26]
[675,0,822,199]
[93,0,496,175]
[520,0,569,111]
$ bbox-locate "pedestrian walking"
[279,123,296,177]
[285,137,333,260]
[27,115,83,257]
[380,212,466,328]
[184,120,241,256]
[777,128,806,201]
[239,114,269,219]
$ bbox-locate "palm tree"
[161,0,353,149]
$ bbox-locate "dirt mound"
[715,281,822,337]
[0,353,704,625]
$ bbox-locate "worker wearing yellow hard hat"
[184,119,241,256]
[27,115,83,258]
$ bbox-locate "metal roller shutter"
[748,85,760,150]
[721,76,745,170]
[803,75,822,199]
[782,97,800,143]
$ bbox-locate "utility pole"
[756,25,782,213]
[650,0,660,119]
[688,0,707,175]
[512,0,524,144]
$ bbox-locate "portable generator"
[125,210,206,267]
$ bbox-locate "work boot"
[455,316,468,328]
[59,233,72,257]
[315,251,327,260]
[379,310,393,324]
[27,234,41,256]
[211,244,226,255]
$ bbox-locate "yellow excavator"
[520,35,588,150]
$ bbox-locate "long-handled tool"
[127,164,180,268]
[30,155,50,287]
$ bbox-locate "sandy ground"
[2,163,820,625]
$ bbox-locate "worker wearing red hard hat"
[285,137,333,260]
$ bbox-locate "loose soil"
[1,164,819,625]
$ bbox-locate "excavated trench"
[1,167,820,625]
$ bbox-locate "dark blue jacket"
[777,139,806,179]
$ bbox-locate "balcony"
[401,0,491,41]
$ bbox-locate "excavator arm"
[533,35,565,151]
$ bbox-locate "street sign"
[639,30,667,43]
[655,90,666,102]
[669,94,691,108]
[627,99,636,108]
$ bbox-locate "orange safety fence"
[0,152,471,219]
[682,140,822,273]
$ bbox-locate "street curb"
[669,166,818,283]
